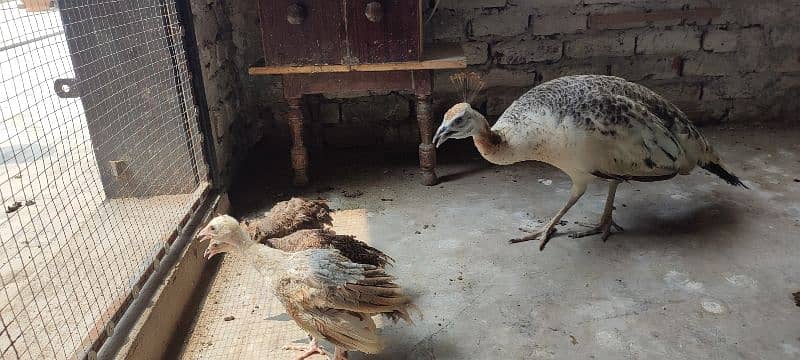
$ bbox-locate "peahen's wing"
[573,93,690,180]
[614,79,719,168]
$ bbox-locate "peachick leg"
[284,336,328,360]
[510,182,587,251]
[333,346,348,360]
[570,180,624,241]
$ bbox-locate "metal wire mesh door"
[0,0,211,358]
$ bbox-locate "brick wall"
[192,0,800,185]
[428,0,800,122]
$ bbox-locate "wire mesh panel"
[0,0,210,358]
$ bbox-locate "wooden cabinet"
[258,0,422,65]
[252,1,466,187]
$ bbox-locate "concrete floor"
[182,125,800,359]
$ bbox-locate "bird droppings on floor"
[669,192,690,200]
[342,189,364,198]
[595,329,624,350]
[663,270,705,292]
[701,300,726,314]
[5,197,39,214]
[180,126,800,359]
[782,343,800,356]
[724,273,757,288]
[5,201,22,213]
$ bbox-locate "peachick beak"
[203,246,214,260]
[203,242,222,260]
[195,226,213,243]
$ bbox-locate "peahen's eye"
[454,116,464,125]
[210,225,216,231]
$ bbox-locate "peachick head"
[196,215,246,259]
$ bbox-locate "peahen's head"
[433,102,487,148]
[196,215,248,259]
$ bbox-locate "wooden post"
[286,97,309,186]
[283,75,309,186]
[414,71,437,186]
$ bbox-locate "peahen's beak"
[432,125,452,148]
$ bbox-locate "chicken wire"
[0,0,210,358]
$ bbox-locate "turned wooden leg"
[416,94,437,186]
[287,97,309,186]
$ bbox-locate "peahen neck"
[471,116,513,165]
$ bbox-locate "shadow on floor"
[228,138,485,216]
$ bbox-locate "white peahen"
[433,74,747,250]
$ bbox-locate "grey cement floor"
[182,125,800,359]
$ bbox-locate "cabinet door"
[346,0,421,64]
[259,1,346,65]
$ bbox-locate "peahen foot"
[510,226,557,251]
[570,219,624,241]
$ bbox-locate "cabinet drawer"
[259,1,346,65]
[346,0,421,63]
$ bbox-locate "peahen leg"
[511,182,588,250]
[570,180,623,241]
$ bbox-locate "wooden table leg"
[286,97,309,186]
[416,93,437,186]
